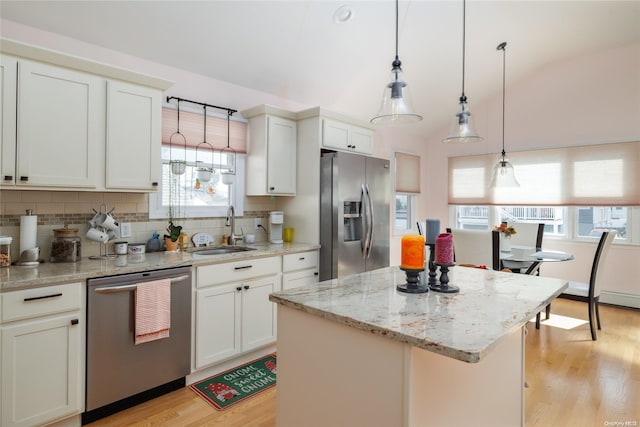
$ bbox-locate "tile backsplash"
[0,190,276,261]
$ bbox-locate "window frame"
[149,154,245,220]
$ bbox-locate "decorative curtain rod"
[166,96,237,116]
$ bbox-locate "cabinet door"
[16,60,104,188]
[195,283,242,368]
[106,80,161,190]
[1,312,82,427]
[322,119,350,151]
[266,115,296,195]
[282,269,319,290]
[241,274,281,351]
[0,55,17,187]
[350,126,373,155]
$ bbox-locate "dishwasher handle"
[93,274,190,294]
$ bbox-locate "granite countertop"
[0,242,319,292]
[269,265,568,363]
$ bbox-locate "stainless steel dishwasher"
[83,266,192,424]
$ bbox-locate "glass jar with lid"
[51,227,81,262]
[0,236,12,267]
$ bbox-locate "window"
[394,152,420,234]
[450,205,633,243]
[452,206,564,234]
[395,194,415,231]
[576,207,628,239]
[149,146,245,219]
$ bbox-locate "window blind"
[162,107,247,153]
[395,152,421,194]
[448,141,640,206]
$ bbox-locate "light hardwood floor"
[88,298,640,427]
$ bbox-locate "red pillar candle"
[401,235,425,270]
[435,233,454,265]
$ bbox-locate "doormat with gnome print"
[190,354,277,410]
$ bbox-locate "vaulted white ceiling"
[2,1,639,138]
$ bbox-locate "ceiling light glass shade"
[371,63,422,124]
[490,154,520,188]
[442,99,483,143]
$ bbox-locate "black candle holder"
[429,263,460,294]
[427,244,438,286]
[397,266,428,294]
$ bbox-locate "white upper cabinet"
[243,105,297,196]
[0,55,17,185]
[106,80,161,190]
[0,40,172,192]
[322,118,373,155]
[16,59,104,188]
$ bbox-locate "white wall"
[420,42,640,304]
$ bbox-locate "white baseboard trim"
[600,291,640,309]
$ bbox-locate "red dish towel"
[135,279,171,345]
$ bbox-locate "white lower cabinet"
[195,256,281,369]
[282,250,319,290]
[1,282,84,427]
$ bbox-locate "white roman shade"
[449,141,640,206]
[162,107,247,153]
[395,152,421,194]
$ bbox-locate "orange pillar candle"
[401,235,425,270]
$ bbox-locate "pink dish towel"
[135,279,171,345]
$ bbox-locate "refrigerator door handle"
[365,184,374,259]
[360,184,368,258]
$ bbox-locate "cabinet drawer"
[197,256,281,288]
[283,251,318,273]
[1,282,83,323]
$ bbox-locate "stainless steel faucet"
[225,205,244,245]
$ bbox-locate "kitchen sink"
[188,246,257,256]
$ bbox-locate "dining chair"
[448,229,500,271]
[536,230,617,341]
[501,223,544,274]
[550,230,616,340]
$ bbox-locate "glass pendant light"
[443,0,482,143]
[371,0,422,124]
[490,42,519,188]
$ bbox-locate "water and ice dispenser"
[343,201,362,242]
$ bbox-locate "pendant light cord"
[392,0,401,73]
[227,111,231,148]
[395,0,399,61]
[498,42,507,158]
[460,0,467,101]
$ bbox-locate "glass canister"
[51,227,81,262]
[0,236,12,267]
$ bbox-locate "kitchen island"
[269,265,568,427]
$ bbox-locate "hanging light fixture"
[220,110,236,185]
[443,0,482,143]
[371,0,422,124]
[490,42,519,188]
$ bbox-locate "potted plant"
[196,166,213,183]
[493,222,517,252]
[164,221,182,251]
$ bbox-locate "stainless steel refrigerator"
[319,151,390,281]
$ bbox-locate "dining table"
[500,246,575,275]
[500,246,575,326]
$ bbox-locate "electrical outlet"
[120,222,132,238]
[255,218,262,230]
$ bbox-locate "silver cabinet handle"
[94,274,189,293]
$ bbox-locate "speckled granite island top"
[1,242,319,292]
[270,265,568,363]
